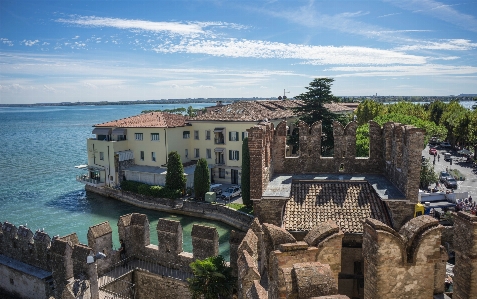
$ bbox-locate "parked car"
[429,137,440,145]
[210,184,222,195]
[444,153,452,162]
[221,186,241,201]
[444,177,458,189]
[429,148,437,155]
[440,142,451,148]
[439,171,451,183]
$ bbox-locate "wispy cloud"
[386,0,477,32]
[22,40,39,46]
[56,16,247,37]
[329,64,477,77]
[154,38,426,65]
[378,12,402,18]
[1,38,13,46]
[395,39,477,51]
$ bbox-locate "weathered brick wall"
[385,201,415,230]
[134,270,192,299]
[237,250,260,299]
[363,217,444,299]
[253,198,288,228]
[248,122,274,201]
[453,211,477,299]
[191,224,219,260]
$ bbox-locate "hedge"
[120,180,181,199]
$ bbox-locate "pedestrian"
[470,195,473,203]
[438,154,440,161]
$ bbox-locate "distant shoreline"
[0,95,475,107]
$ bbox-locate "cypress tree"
[241,137,252,207]
[166,151,186,191]
[194,158,210,200]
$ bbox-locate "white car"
[221,186,241,201]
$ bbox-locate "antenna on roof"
[283,89,290,99]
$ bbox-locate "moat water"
[0,104,234,260]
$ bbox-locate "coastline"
[85,185,254,232]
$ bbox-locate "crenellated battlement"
[237,218,345,299]
[363,216,446,299]
[0,214,225,299]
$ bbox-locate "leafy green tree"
[241,137,251,207]
[468,109,477,159]
[166,151,186,191]
[188,255,236,299]
[427,101,447,125]
[291,78,343,155]
[194,158,210,201]
[420,158,438,190]
[355,113,447,157]
[440,101,471,146]
[187,106,196,117]
[387,101,429,120]
[355,99,385,125]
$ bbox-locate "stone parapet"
[453,211,477,299]
[363,216,444,299]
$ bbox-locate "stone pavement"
[423,145,477,198]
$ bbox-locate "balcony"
[76,175,105,187]
[215,159,225,165]
[214,138,225,144]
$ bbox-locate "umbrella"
[458,149,472,155]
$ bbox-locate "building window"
[242,131,248,140]
[152,152,156,162]
[140,151,144,161]
[183,131,190,139]
[229,131,239,141]
[194,130,199,140]
[206,149,211,159]
[229,150,239,161]
[185,149,188,158]
[100,152,104,160]
[205,130,211,140]
[135,133,143,141]
[219,168,225,178]
[194,148,200,158]
[151,133,160,141]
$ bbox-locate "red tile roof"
[94,112,187,128]
[284,181,392,233]
[189,100,350,122]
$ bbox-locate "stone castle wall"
[1,214,227,299]
[248,120,425,204]
[453,212,477,299]
[362,216,446,299]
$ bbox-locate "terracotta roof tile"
[284,181,392,233]
[190,100,349,122]
[94,112,187,128]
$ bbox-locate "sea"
[0,103,233,259]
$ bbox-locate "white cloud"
[386,0,477,32]
[1,38,13,46]
[23,40,39,46]
[56,16,247,37]
[378,12,402,18]
[395,39,477,51]
[154,38,426,65]
[329,64,477,77]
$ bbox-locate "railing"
[76,176,105,187]
[215,160,225,165]
[99,255,193,290]
[214,138,224,144]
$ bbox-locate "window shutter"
[229,131,232,141]
[229,150,232,160]
[242,132,244,140]
[236,151,239,160]
[235,132,239,141]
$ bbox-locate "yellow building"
[77,100,351,188]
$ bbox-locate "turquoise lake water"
[0,103,233,259]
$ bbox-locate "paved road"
[423,145,477,198]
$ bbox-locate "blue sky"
[1,0,477,104]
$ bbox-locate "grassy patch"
[226,203,253,215]
[449,169,465,181]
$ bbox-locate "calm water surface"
[0,104,233,259]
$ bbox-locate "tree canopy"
[165,151,186,191]
[291,78,343,154]
[194,158,210,200]
[188,255,236,299]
